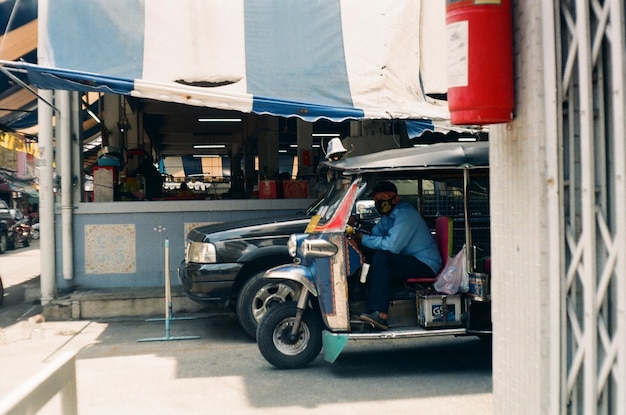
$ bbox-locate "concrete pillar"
[38,90,56,304]
[296,119,313,177]
[491,1,561,413]
[256,115,279,179]
[71,92,83,203]
[101,94,121,148]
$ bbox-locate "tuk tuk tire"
[257,302,323,369]
[0,275,4,306]
[236,272,299,339]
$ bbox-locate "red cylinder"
[446,0,514,125]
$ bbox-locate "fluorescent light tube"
[197,118,242,122]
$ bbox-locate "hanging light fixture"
[324,137,348,161]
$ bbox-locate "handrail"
[0,351,78,415]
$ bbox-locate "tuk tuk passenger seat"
[405,216,453,286]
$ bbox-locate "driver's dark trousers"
[367,250,436,313]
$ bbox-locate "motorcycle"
[30,222,39,240]
[13,220,30,247]
[256,142,492,369]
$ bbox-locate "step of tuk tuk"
[350,299,418,328]
[335,326,468,341]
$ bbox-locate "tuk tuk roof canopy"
[14,0,450,123]
[322,142,489,173]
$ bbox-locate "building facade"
[492,1,625,413]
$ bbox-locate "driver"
[352,180,442,330]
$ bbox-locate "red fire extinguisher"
[446,0,514,125]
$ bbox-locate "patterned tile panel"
[85,224,136,274]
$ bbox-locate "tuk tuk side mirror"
[355,200,377,220]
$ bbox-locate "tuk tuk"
[256,142,491,369]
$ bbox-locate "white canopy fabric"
[24,0,449,123]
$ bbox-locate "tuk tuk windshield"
[315,178,367,226]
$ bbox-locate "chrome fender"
[263,264,318,297]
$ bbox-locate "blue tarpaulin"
[19,0,449,123]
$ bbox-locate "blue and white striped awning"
[21,0,450,123]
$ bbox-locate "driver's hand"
[348,215,357,227]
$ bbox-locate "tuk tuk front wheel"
[257,302,323,369]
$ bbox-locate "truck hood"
[186,214,312,243]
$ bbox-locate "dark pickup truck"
[179,209,316,339]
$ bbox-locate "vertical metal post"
[137,237,199,342]
[462,167,473,272]
[574,1,597,413]
[609,1,626,412]
[58,90,74,280]
[38,89,56,304]
[540,1,564,413]
[164,238,171,338]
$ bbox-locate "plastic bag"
[434,245,469,295]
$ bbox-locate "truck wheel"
[256,302,323,369]
[0,276,3,306]
[0,233,7,254]
[236,273,298,339]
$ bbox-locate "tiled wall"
[55,199,312,291]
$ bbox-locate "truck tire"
[0,233,7,254]
[236,272,298,339]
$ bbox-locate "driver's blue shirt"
[361,201,442,274]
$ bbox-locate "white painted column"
[58,90,74,280]
[38,89,56,304]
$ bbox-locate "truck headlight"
[287,234,298,257]
[185,241,217,263]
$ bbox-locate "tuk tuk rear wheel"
[257,302,323,369]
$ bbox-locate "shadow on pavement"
[66,314,491,412]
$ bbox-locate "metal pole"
[164,238,171,337]
[137,237,199,342]
[58,90,74,280]
[462,167,473,272]
[38,90,56,304]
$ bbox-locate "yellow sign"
[0,131,40,157]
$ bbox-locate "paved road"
[0,243,493,415]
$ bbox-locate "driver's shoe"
[359,311,388,330]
